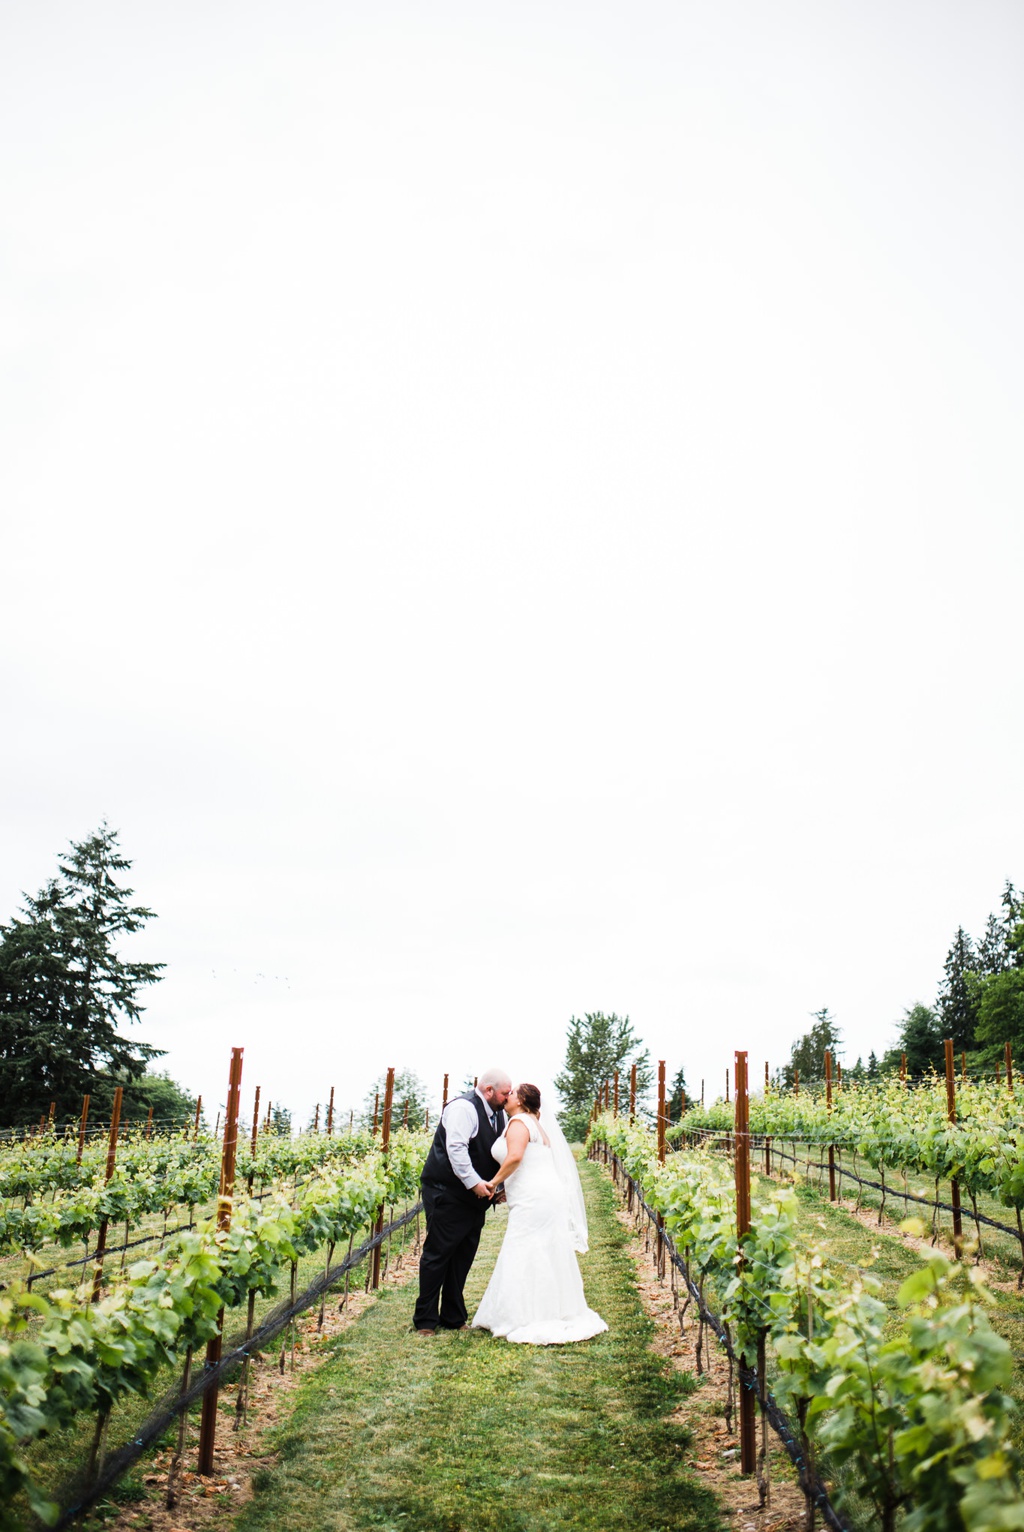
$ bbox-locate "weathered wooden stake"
[193,1096,202,1140]
[629,1063,637,1121]
[613,1070,619,1117]
[371,1067,396,1289]
[198,1046,244,1476]
[944,1039,963,1259]
[327,1086,335,1135]
[825,1051,836,1201]
[77,1094,91,1166]
[734,1050,756,1474]
[91,1087,123,1300]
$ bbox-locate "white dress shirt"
[441,1089,500,1190]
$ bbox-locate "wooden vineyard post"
[1006,1043,1014,1093]
[734,1051,756,1475]
[442,1073,449,1108]
[825,1051,836,1202]
[145,1106,154,1139]
[701,1078,704,1108]
[77,1094,91,1166]
[629,1063,637,1122]
[657,1062,667,1163]
[193,1096,202,1140]
[613,1070,619,1117]
[327,1086,335,1135]
[198,1046,244,1477]
[371,1067,395,1290]
[900,1053,907,1083]
[313,1103,320,1133]
[403,1097,409,1128]
[248,1087,260,1193]
[765,1061,769,1091]
[944,1039,963,1259]
[794,1069,799,1095]
[91,1087,123,1300]
[655,1062,667,1277]
[725,1068,730,1104]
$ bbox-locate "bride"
[471,1082,607,1345]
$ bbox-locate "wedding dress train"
[471,1114,607,1345]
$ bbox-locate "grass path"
[234,1161,724,1532]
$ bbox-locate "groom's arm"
[441,1098,493,1198]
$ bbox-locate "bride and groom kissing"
[413,1068,607,1345]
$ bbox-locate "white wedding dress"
[471,1113,608,1345]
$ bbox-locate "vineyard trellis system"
[0,1050,437,1532]
[588,1047,1024,1532]
[681,1129,1024,1273]
[51,1201,423,1531]
[589,1140,848,1532]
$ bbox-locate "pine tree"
[0,825,164,1125]
[782,1008,841,1088]
[667,1065,689,1123]
[937,927,980,1054]
[554,1012,653,1141]
[361,1067,431,1131]
[977,911,1010,978]
[883,1003,944,1077]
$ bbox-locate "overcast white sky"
[3,1,1023,1126]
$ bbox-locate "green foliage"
[976,970,1024,1053]
[0,1123,432,1522]
[666,1065,689,1123]
[882,1002,945,1077]
[781,1007,841,1088]
[360,1067,431,1132]
[0,826,164,1127]
[938,927,981,1054]
[554,1012,653,1141]
[592,1113,1024,1530]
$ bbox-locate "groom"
[412,1068,512,1334]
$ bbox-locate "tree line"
[780,879,1024,1085]
[0,825,196,1128]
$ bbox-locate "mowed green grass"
[235,1162,724,1532]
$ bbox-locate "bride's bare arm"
[485,1118,530,1190]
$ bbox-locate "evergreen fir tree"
[883,1003,944,1077]
[667,1064,689,1123]
[0,825,164,1125]
[1001,881,1023,951]
[782,1008,841,1088]
[977,911,1010,977]
[554,1012,653,1141]
[937,927,980,1054]
[361,1067,431,1131]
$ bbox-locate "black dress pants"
[413,1182,488,1330]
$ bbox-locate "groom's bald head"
[478,1068,512,1109]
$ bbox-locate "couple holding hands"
[413,1069,607,1345]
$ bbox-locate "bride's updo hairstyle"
[517,1083,541,1114]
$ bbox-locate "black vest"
[421,1091,507,1203]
